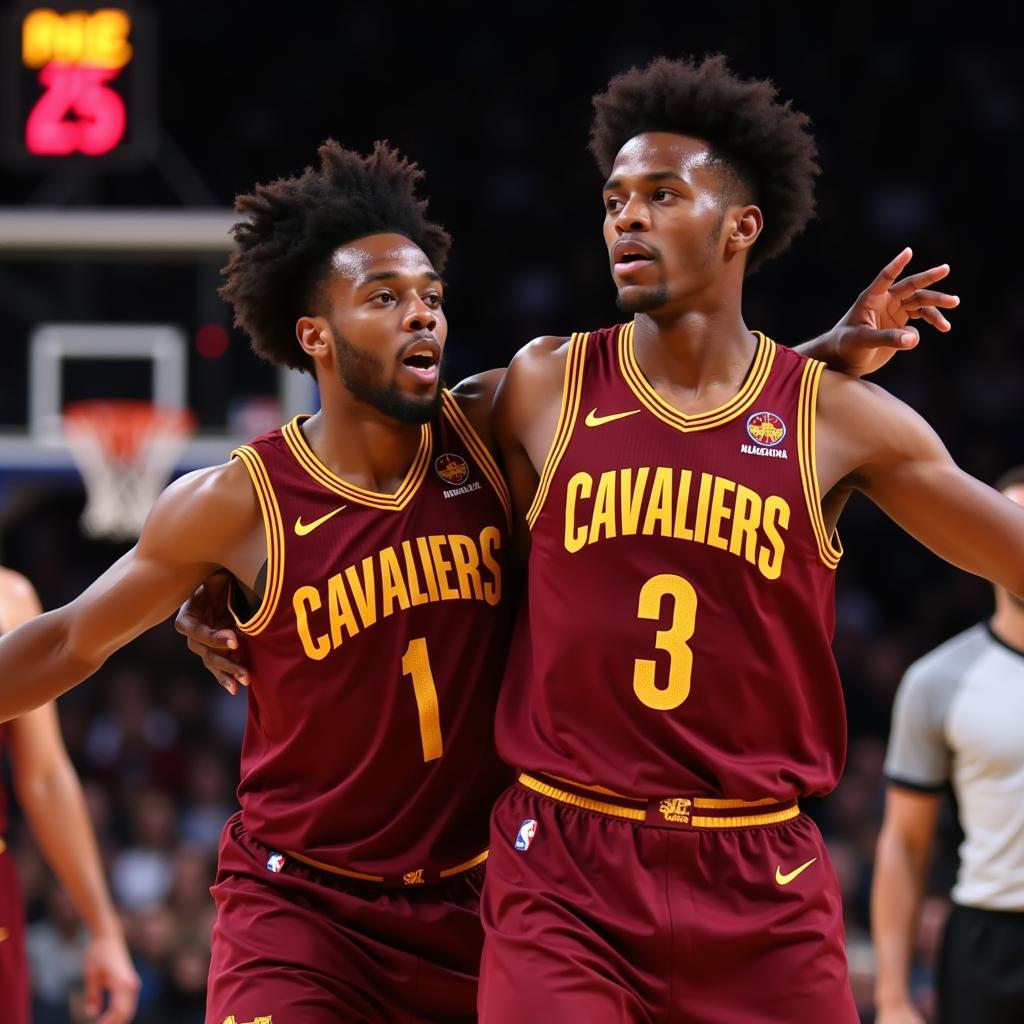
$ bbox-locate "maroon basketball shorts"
[0,838,29,1024]
[478,775,857,1024]
[208,812,486,1024]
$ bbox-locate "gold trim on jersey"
[618,322,776,433]
[518,773,800,829]
[797,360,843,569]
[526,333,589,530]
[282,415,432,511]
[229,445,286,636]
[440,390,512,529]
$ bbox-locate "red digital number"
[25,62,126,156]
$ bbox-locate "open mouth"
[403,352,437,370]
[400,338,441,381]
[613,240,657,276]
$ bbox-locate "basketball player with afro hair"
[0,139,515,1023]
[477,54,1018,1022]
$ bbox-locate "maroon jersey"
[497,323,846,800]
[230,392,513,885]
[0,723,7,837]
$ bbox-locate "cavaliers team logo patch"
[435,453,470,486]
[514,819,538,851]
[746,411,787,447]
[265,852,286,873]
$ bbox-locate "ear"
[297,316,331,361]
[724,204,763,255]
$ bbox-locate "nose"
[615,194,650,234]
[402,297,437,333]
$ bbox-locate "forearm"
[0,610,103,721]
[871,832,929,1007]
[18,758,122,937]
[792,334,835,363]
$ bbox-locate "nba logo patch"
[265,852,286,873]
[746,411,786,447]
[514,819,538,852]
[435,453,470,486]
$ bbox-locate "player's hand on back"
[822,247,959,378]
[174,571,249,695]
[81,930,141,1024]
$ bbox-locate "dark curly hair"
[220,139,451,373]
[589,54,819,273]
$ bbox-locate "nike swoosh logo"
[294,505,347,537]
[775,857,817,886]
[585,408,641,427]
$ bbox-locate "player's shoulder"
[506,335,572,387]
[449,368,505,451]
[140,458,261,558]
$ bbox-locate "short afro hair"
[589,54,819,273]
[220,139,451,373]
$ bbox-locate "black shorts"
[939,903,1024,1024]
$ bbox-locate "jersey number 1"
[401,637,444,762]
[633,573,698,710]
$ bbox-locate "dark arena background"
[0,4,1019,1021]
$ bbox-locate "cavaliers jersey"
[230,392,513,885]
[497,323,846,800]
[0,722,7,837]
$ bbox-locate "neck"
[631,303,756,396]
[303,380,428,493]
[990,590,1024,652]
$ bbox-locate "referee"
[872,466,1024,1024]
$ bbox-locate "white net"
[63,401,195,542]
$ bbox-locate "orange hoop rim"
[63,400,196,461]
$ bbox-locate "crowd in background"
[1,9,1021,1022]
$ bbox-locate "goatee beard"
[615,285,671,315]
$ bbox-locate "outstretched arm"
[819,371,1024,594]
[797,248,958,377]
[2,572,139,1024]
[0,459,260,721]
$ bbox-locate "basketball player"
[0,142,514,1023]
[471,56,1024,1023]
[0,567,138,1024]
[872,466,1024,1024]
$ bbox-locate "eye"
[370,292,396,306]
[653,188,674,202]
[605,196,623,213]
[423,292,443,309]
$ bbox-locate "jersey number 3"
[401,637,444,762]
[633,574,698,711]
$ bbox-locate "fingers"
[889,263,951,296]
[910,305,953,332]
[83,968,101,1017]
[849,326,920,349]
[900,288,959,311]
[96,981,139,1024]
[178,617,239,650]
[865,247,913,295]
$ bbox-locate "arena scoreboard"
[3,2,156,168]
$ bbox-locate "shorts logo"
[435,453,470,486]
[222,1017,272,1024]
[775,857,817,886]
[403,869,425,886]
[746,411,786,447]
[265,852,286,873]
[659,798,692,824]
[514,818,538,851]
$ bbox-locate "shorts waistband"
[281,846,489,888]
[518,772,800,830]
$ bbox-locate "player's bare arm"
[816,370,1024,591]
[0,458,264,720]
[449,366,506,454]
[796,248,958,377]
[871,787,942,1024]
[491,335,569,564]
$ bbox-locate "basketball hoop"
[63,400,196,542]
